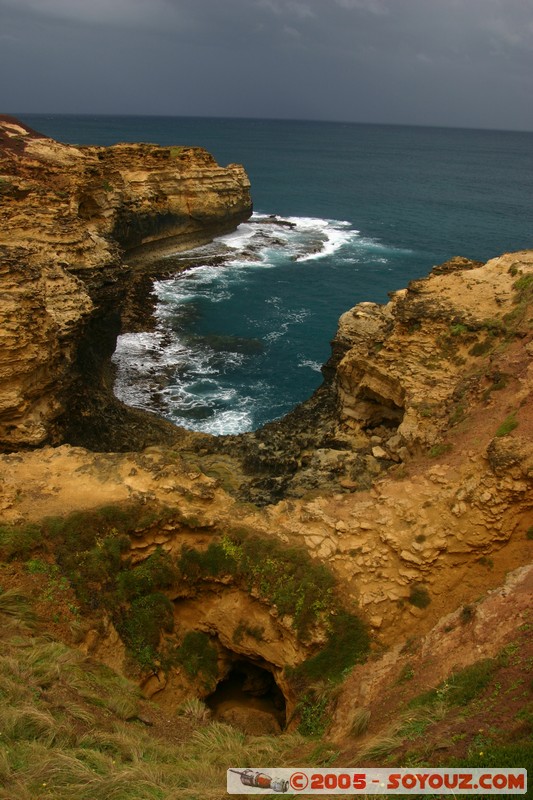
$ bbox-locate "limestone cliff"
[0,115,251,449]
[0,115,531,737]
[0,246,530,714]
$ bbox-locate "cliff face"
[1,247,531,640]
[0,116,251,449]
[333,254,522,451]
[254,250,532,638]
[0,115,531,739]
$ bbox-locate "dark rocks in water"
[239,249,263,262]
[251,214,296,229]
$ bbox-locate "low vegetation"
[0,505,369,684]
[169,146,185,159]
[179,532,337,637]
[173,631,219,688]
[178,532,370,689]
[503,271,533,330]
[0,587,308,800]
[1,532,531,798]
[428,443,452,458]
[346,627,533,792]
[407,584,431,609]
[495,411,518,437]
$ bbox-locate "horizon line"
[10,111,533,136]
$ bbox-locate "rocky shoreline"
[0,115,251,451]
[1,117,532,733]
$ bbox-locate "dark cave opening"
[205,660,286,730]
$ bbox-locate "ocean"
[19,115,533,435]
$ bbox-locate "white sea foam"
[290,217,359,262]
[155,266,234,308]
[298,359,323,372]
[112,211,401,436]
[180,408,254,436]
[264,307,310,342]
[211,213,362,265]
[216,220,258,250]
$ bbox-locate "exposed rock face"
[0,115,251,450]
[0,246,94,447]
[0,115,531,730]
[328,563,533,742]
[208,251,532,509]
[333,254,515,451]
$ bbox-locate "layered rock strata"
[0,115,251,449]
[209,252,532,506]
[0,116,531,725]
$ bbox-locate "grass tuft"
[173,631,218,687]
[350,707,371,737]
[408,585,431,609]
[495,412,518,437]
[177,697,211,722]
[0,588,38,628]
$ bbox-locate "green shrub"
[9,503,174,610]
[490,372,509,391]
[297,693,329,737]
[513,273,533,297]
[449,403,466,425]
[410,658,496,709]
[469,337,494,356]
[446,659,496,705]
[236,535,335,635]
[116,548,178,601]
[502,273,533,331]
[408,585,431,609]
[232,622,265,644]
[174,631,218,686]
[58,531,130,606]
[1,505,184,671]
[428,443,451,458]
[495,412,518,437]
[179,533,337,637]
[25,558,49,574]
[450,323,469,336]
[179,541,236,580]
[291,612,369,684]
[0,523,41,559]
[117,592,174,669]
[178,533,369,682]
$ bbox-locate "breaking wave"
[112,213,402,435]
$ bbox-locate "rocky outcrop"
[217,250,532,505]
[328,562,533,743]
[0,115,251,450]
[0,115,531,734]
[332,253,524,452]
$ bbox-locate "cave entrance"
[206,660,286,734]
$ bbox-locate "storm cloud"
[1,0,532,129]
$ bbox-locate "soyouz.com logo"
[227,768,527,794]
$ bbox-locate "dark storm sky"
[1,0,532,130]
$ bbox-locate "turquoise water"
[20,115,533,433]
